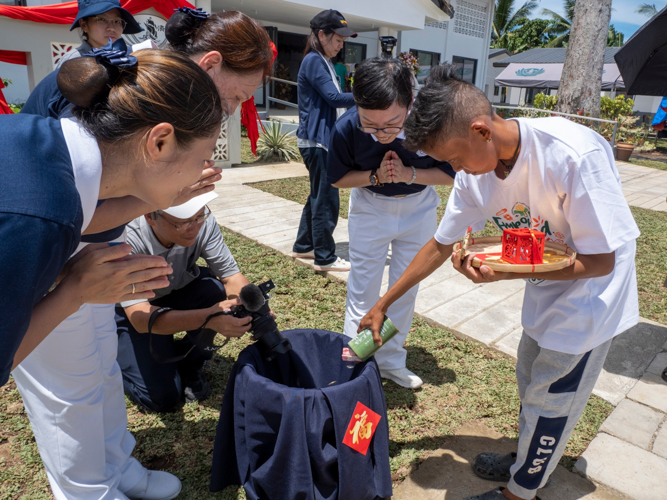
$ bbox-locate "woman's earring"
[486,139,492,143]
[82,31,88,41]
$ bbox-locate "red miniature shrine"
[502,228,545,265]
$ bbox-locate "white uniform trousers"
[12,230,146,500]
[343,186,439,370]
[13,302,146,500]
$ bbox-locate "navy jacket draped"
[210,329,392,500]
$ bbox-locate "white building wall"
[485,53,510,103]
[397,0,493,91]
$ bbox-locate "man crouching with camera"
[115,192,253,412]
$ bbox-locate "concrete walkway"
[210,160,667,499]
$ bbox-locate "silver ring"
[131,283,136,294]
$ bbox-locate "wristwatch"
[369,168,383,187]
[405,166,417,185]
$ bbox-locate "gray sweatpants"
[507,333,612,499]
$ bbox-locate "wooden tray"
[453,236,577,273]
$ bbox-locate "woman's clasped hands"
[378,150,413,184]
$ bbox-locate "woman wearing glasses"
[328,57,455,389]
[115,193,253,413]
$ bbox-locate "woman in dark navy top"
[292,10,357,272]
[328,58,455,390]
[5,49,223,499]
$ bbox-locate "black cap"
[310,9,357,38]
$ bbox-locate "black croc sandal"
[662,365,667,383]
[472,452,516,482]
[472,452,551,487]
[464,487,543,500]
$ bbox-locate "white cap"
[163,192,218,219]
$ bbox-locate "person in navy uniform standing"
[4,48,223,500]
[293,9,357,272]
[328,58,455,389]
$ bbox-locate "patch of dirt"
[143,454,176,470]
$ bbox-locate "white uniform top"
[434,118,640,355]
[60,117,103,238]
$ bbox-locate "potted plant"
[600,95,636,161]
[273,64,293,110]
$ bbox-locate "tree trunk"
[555,0,612,118]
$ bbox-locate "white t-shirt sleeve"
[562,148,640,254]
[434,178,487,245]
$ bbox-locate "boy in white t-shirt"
[359,64,639,500]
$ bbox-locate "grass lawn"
[628,157,667,172]
[1,219,615,499]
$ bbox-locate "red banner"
[0,50,27,66]
[0,0,193,25]
[0,79,13,114]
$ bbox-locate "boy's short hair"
[403,63,493,151]
[352,57,413,110]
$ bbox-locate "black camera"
[229,280,292,361]
[379,36,397,58]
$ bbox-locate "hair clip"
[91,38,137,68]
[173,7,210,19]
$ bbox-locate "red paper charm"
[502,228,545,265]
[342,402,381,455]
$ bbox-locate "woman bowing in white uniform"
[2,47,223,499]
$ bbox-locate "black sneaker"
[183,371,211,404]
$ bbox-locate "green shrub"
[256,122,300,162]
[533,92,558,111]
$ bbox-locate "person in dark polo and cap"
[292,9,357,272]
[57,0,143,69]
[115,192,256,413]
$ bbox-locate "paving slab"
[645,351,667,377]
[592,319,667,406]
[493,327,524,358]
[392,421,621,500]
[599,399,664,450]
[456,289,525,345]
[652,422,667,460]
[626,373,667,413]
[575,433,667,500]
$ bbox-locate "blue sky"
[529,0,666,41]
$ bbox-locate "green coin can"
[347,316,399,361]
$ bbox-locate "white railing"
[492,105,619,148]
[264,77,298,119]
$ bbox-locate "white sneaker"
[292,250,315,259]
[380,367,423,389]
[313,257,351,272]
[124,470,182,500]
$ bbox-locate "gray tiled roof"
[492,47,622,67]
[489,48,511,59]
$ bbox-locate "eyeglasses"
[356,116,406,135]
[357,125,404,134]
[93,16,127,30]
[158,207,211,232]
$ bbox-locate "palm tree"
[492,0,539,48]
[607,24,624,47]
[636,3,658,17]
[542,0,575,47]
